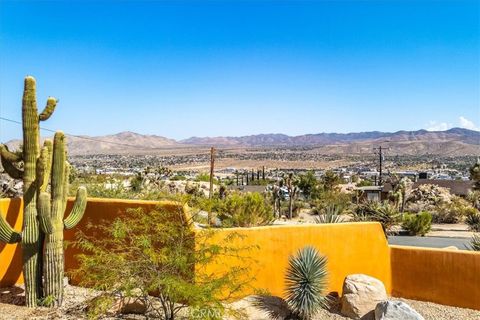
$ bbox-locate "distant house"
[354,186,383,202]
[357,179,474,203]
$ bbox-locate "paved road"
[388,236,471,249]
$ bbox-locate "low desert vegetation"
[401,212,432,236]
[72,206,256,319]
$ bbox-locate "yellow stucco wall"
[390,245,480,310]
[1,198,479,311]
[206,223,392,297]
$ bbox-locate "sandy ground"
[1,285,479,320]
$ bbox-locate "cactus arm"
[62,162,70,213]
[1,155,24,179]
[0,212,21,243]
[37,192,53,234]
[0,145,22,162]
[64,186,87,229]
[38,97,57,121]
[36,142,52,193]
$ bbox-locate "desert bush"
[466,212,480,232]
[430,197,472,224]
[352,201,401,235]
[314,205,345,224]
[401,212,432,236]
[72,206,254,320]
[312,191,351,215]
[468,234,480,251]
[253,246,329,320]
[217,192,274,227]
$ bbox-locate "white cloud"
[459,116,479,131]
[426,120,452,131]
[426,116,480,131]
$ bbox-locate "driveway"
[388,236,471,250]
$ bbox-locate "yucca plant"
[468,234,480,251]
[285,246,330,319]
[252,246,329,320]
[466,212,480,232]
[314,205,345,224]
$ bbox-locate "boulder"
[341,274,387,319]
[375,301,424,320]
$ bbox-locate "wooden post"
[209,147,215,199]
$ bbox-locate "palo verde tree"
[0,76,87,307]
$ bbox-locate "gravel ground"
[227,296,480,320]
[1,285,479,320]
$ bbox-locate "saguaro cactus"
[0,76,87,308]
[0,76,57,307]
[39,132,86,306]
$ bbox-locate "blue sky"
[0,0,479,141]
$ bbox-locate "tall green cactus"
[39,131,87,306]
[0,76,57,307]
[0,76,87,307]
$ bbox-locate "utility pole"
[209,147,215,199]
[373,146,389,186]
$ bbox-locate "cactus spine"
[0,76,86,307]
[40,132,87,306]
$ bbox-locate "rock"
[375,300,424,320]
[120,298,148,315]
[443,246,458,250]
[341,274,387,319]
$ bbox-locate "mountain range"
[5,128,480,156]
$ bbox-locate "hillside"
[5,128,479,156]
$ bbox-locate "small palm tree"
[253,246,330,320]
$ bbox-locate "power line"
[0,116,165,150]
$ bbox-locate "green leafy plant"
[466,212,480,232]
[72,206,255,319]
[314,205,345,224]
[352,201,401,236]
[401,212,432,236]
[252,246,330,320]
[217,192,274,227]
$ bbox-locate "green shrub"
[401,212,432,236]
[72,206,254,319]
[170,174,187,181]
[466,212,480,232]
[352,201,401,235]
[431,196,473,224]
[218,192,274,227]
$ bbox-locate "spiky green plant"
[466,212,480,232]
[284,246,329,320]
[468,234,480,251]
[314,205,345,224]
[0,76,58,307]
